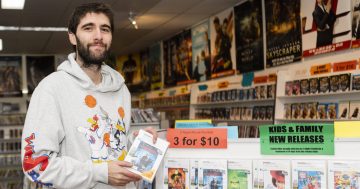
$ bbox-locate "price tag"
[310,63,331,75]
[268,73,277,82]
[333,60,357,72]
[254,76,268,84]
[217,81,229,89]
[167,128,227,149]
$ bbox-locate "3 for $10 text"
[173,136,220,146]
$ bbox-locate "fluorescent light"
[0,26,67,32]
[1,0,25,9]
[0,39,2,51]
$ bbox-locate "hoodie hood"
[57,53,124,92]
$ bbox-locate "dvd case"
[329,75,340,93]
[292,160,327,189]
[125,130,169,183]
[319,77,330,94]
[309,77,319,94]
[190,160,199,189]
[328,160,360,189]
[300,79,309,95]
[163,158,190,189]
[349,101,360,119]
[198,160,227,189]
[260,160,291,189]
[339,74,350,92]
[338,101,350,119]
[227,160,252,189]
[352,74,360,91]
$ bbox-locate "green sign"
[260,123,334,155]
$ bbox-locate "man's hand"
[133,127,158,143]
[108,161,142,186]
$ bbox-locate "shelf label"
[334,121,360,137]
[310,63,331,75]
[180,87,188,94]
[333,60,357,72]
[217,81,229,89]
[254,75,268,84]
[260,123,334,155]
[167,128,227,149]
[268,73,277,82]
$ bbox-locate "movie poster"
[0,56,22,97]
[210,8,236,78]
[191,20,211,82]
[149,43,162,90]
[139,49,151,92]
[302,0,352,56]
[234,0,264,73]
[352,0,360,47]
[163,30,194,87]
[116,53,145,93]
[265,0,302,68]
[26,56,55,94]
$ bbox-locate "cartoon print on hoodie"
[78,95,127,163]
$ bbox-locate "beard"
[76,36,110,68]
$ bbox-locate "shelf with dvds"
[275,68,360,124]
[189,74,276,136]
[142,86,191,128]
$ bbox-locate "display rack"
[0,113,25,188]
[275,69,360,124]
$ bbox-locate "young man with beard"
[21,2,157,188]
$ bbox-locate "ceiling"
[0,0,241,55]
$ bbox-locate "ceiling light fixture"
[1,0,25,10]
[0,26,67,32]
[128,11,138,29]
[0,39,3,51]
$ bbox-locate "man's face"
[69,12,112,66]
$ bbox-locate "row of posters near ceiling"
[117,0,360,93]
[1,0,359,96]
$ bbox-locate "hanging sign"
[254,75,268,84]
[268,73,277,82]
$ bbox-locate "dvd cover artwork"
[285,81,293,96]
[329,75,340,93]
[167,168,187,189]
[317,103,328,119]
[300,79,309,95]
[349,101,360,119]
[284,104,291,119]
[319,77,330,93]
[202,169,225,189]
[339,74,350,92]
[291,103,301,119]
[309,78,319,94]
[266,106,274,120]
[260,85,267,99]
[308,102,318,119]
[227,160,252,189]
[254,86,261,99]
[292,80,300,96]
[298,171,322,189]
[352,74,360,90]
[190,160,199,189]
[259,106,267,120]
[253,106,260,120]
[300,103,310,119]
[327,103,338,119]
[267,84,276,99]
[338,101,350,119]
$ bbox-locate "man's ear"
[68,32,77,46]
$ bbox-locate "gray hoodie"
[21,53,132,188]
